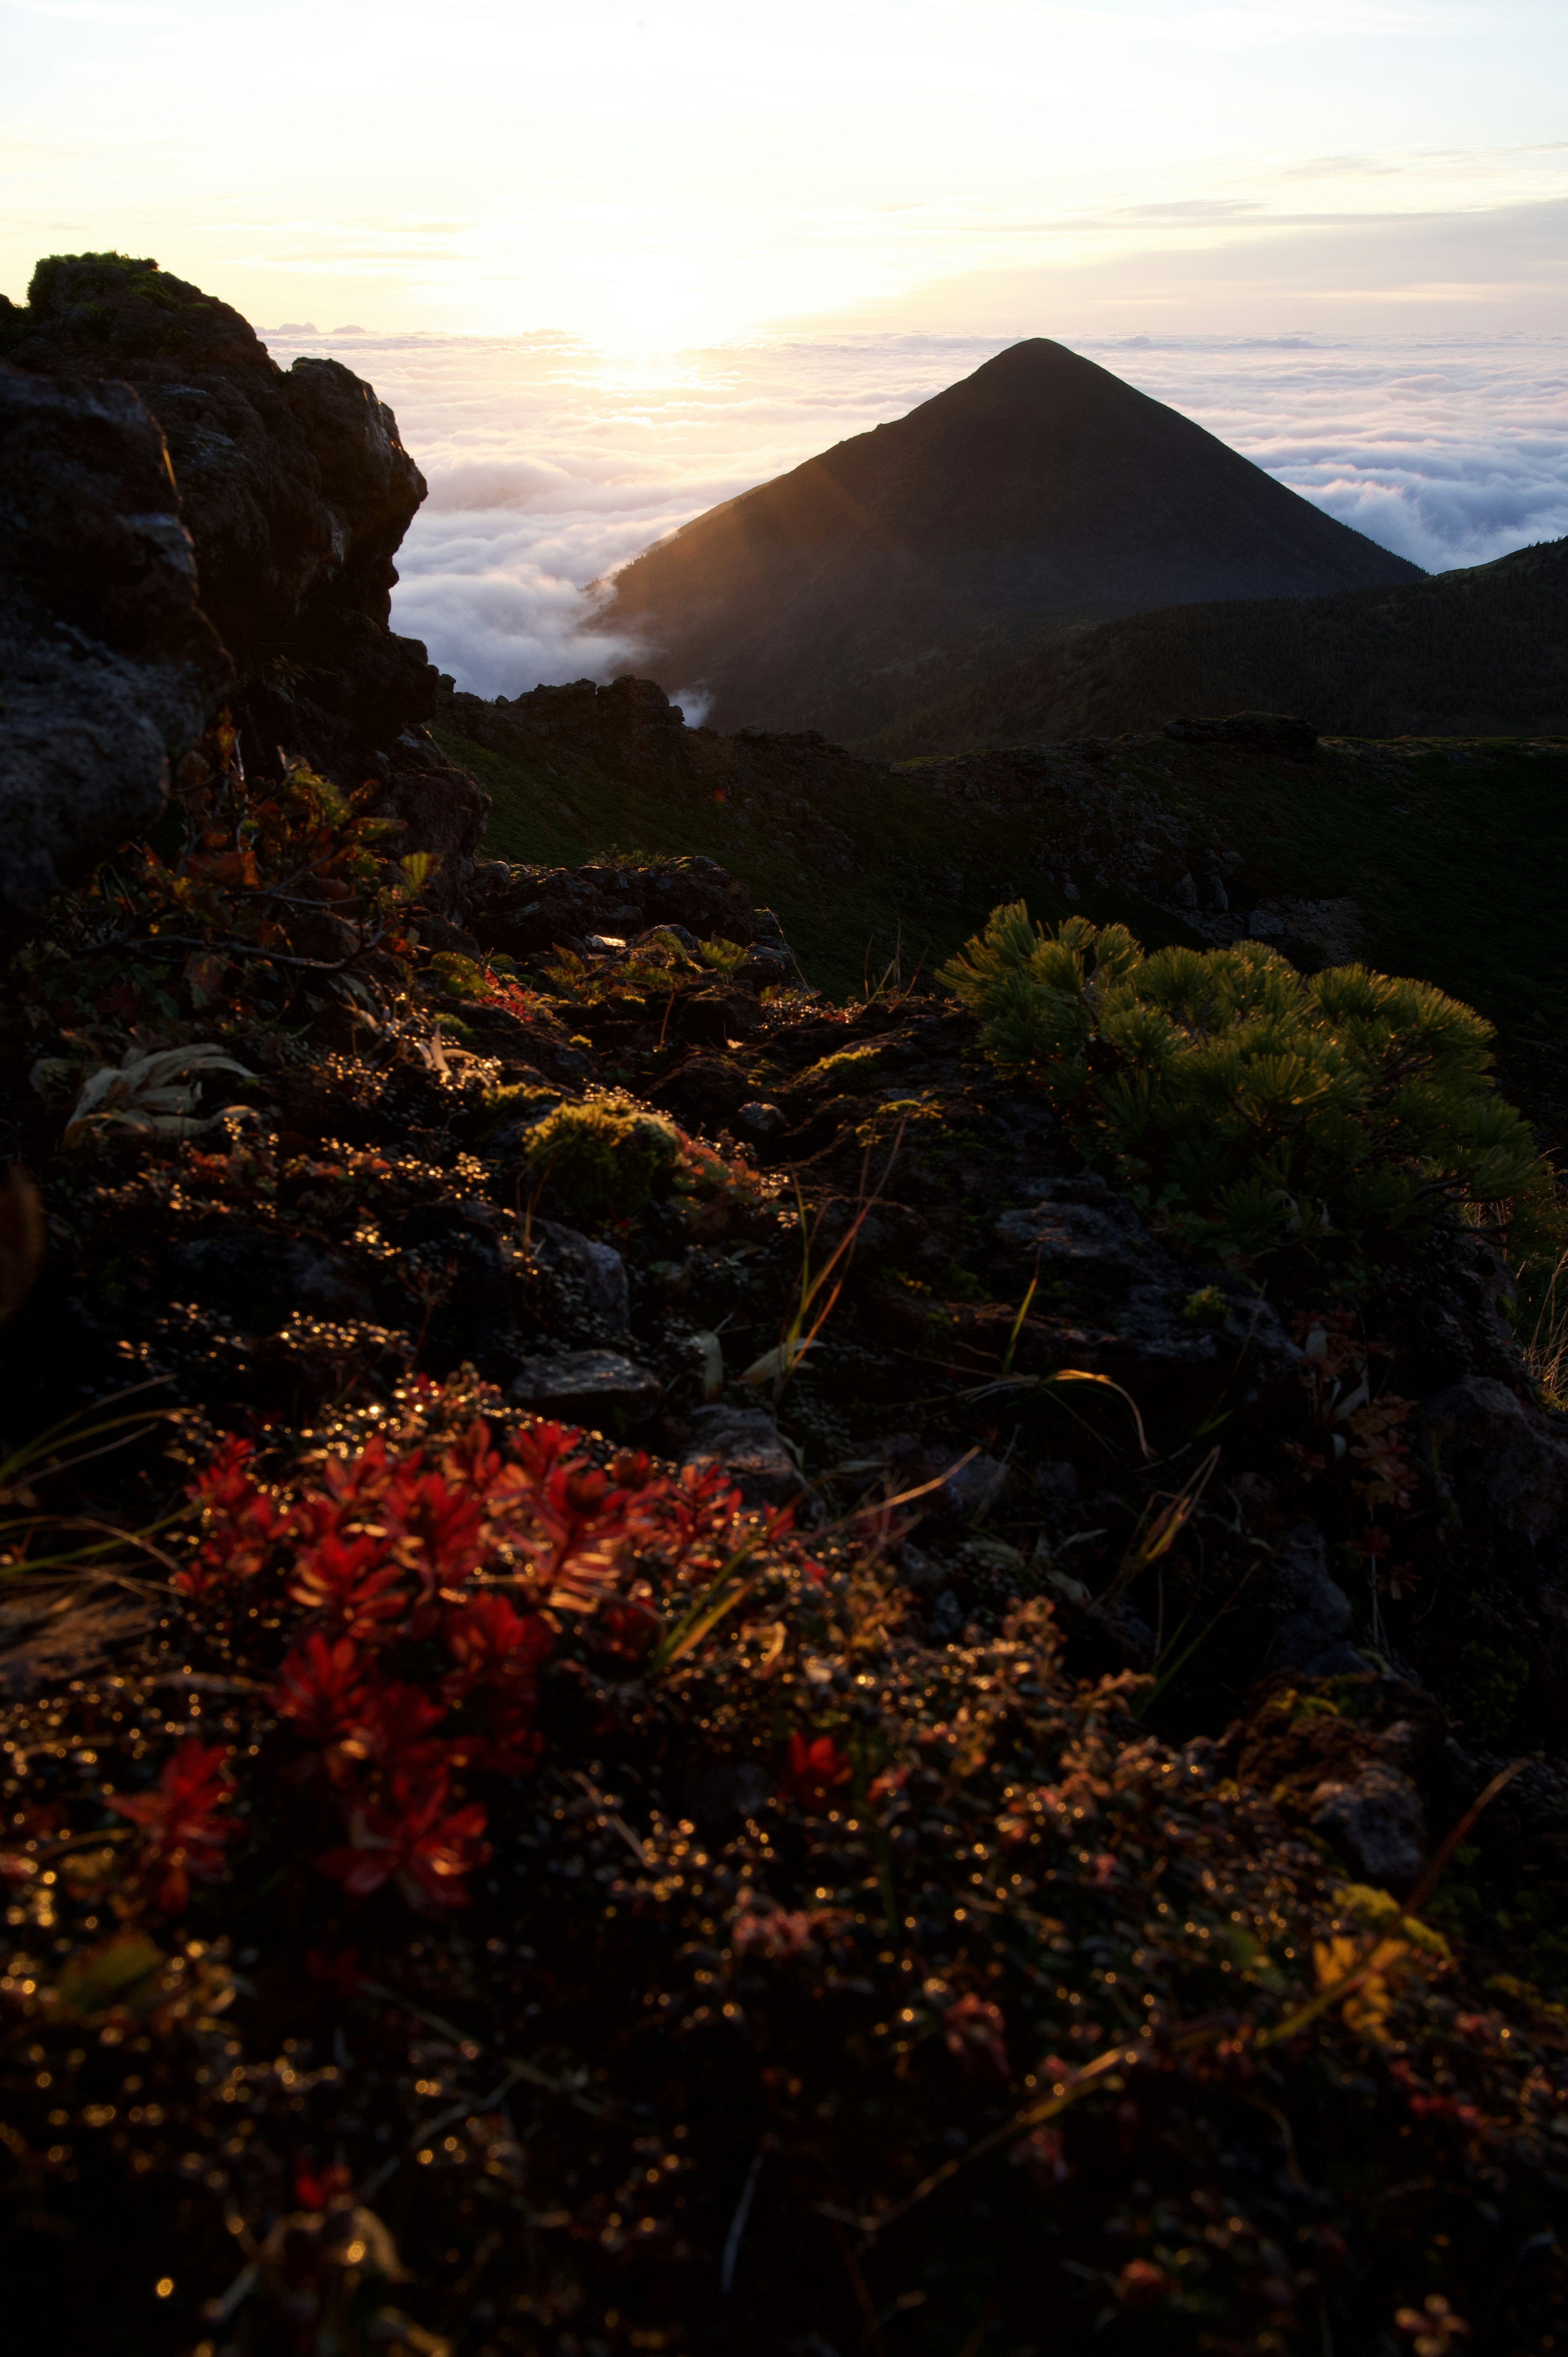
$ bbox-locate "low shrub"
[521,1090,683,1217]
[940,903,1554,1253]
[4,1382,1565,2353]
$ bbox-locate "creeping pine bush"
[522,1090,682,1217]
[940,903,1554,1253]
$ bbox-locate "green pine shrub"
[522,1091,682,1218]
[939,903,1555,1254]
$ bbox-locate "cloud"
[261,320,1568,697]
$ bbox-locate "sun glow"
[3,0,1566,345]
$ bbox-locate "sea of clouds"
[262,325,1568,706]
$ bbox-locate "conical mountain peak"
[604,341,1422,743]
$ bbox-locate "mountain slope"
[602,337,1423,740]
[864,535,1568,756]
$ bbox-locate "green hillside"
[863,536,1568,757]
[439,700,1568,1144]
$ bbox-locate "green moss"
[1457,1642,1531,1742]
[521,1092,682,1218]
[799,1042,887,1090]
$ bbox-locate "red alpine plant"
[781,1731,853,1812]
[109,1738,239,1913]
[317,1770,491,1911]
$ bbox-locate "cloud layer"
[264,325,1568,700]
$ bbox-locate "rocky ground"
[2,252,1567,2357]
[2,769,1567,2354]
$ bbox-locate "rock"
[738,943,796,985]
[1171,872,1199,909]
[1417,1375,1568,1549]
[679,988,765,1045]
[1165,711,1319,762]
[1268,1523,1364,1677]
[737,1101,788,1137]
[0,362,231,933]
[510,1349,661,1423]
[167,1232,374,1325]
[635,921,701,957]
[1310,1762,1427,1888]
[472,856,762,964]
[530,1220,630,1329]
[929,1451,1012,1521]
[1244,896,1367,968]
[683,1406,804,1505]
[996,1181,1156,1276]
[1,252,486,870]
[997,1178,1301,1391]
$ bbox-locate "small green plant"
[940,904,1555,1255]
[798,1041,886,1090]
[698,937,747,974]
[1457,1642,1531,1742]
[522,1093,682,1218]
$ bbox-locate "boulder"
[530,1220,630,1328]
[682,1407,804,1506]
[0,253,487,880]
[0,362,231,934]
[1310,1762,1427,1889]
[510,1350,661,1423]
[995,1177,1301,1392]
[1268,1522,1363,1677]
[1417,1375,1568,1548]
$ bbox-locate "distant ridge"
[861,536,1568,757]
[602,338,1423,742]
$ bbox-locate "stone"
[737,1101,788,1137]
[1165,711,1319,761]
[683,1406,804,1505]
[1417,1375,1568,1548]
[510,1350,661,1422]
[1268,1523,1364,1677]
[997,1177,1301,1391]
[929,1451,1012,1522]
[0,362,231,934]
[738,943,796,984]
[1310,1762,1427,1888]
[996,1181,1158,1276]
[679,988,765,1045]
[1,252,487,879]
[530,1220,630,1328]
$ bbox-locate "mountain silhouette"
[861,535,1568,757]
[601,337,1424,742]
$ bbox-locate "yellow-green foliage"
[698,937,747,974]
[798,1041,886,1091]
[523,1093,682,1218]
[429,949,521,1000]
[940,903,1554,1252]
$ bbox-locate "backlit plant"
[940,903,1554,1253]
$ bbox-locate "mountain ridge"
[603,336,1423,740]
[859,533,1568,755]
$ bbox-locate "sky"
[5,0,1566,696]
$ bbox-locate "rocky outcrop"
[1,252,487,895]
[468,851,782,963]
[0,362,231,933]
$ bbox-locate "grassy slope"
[860,537,1568,759]
[1159,735,1568,1124]
[439,720,1568,1134]
[437,723,1207,999]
